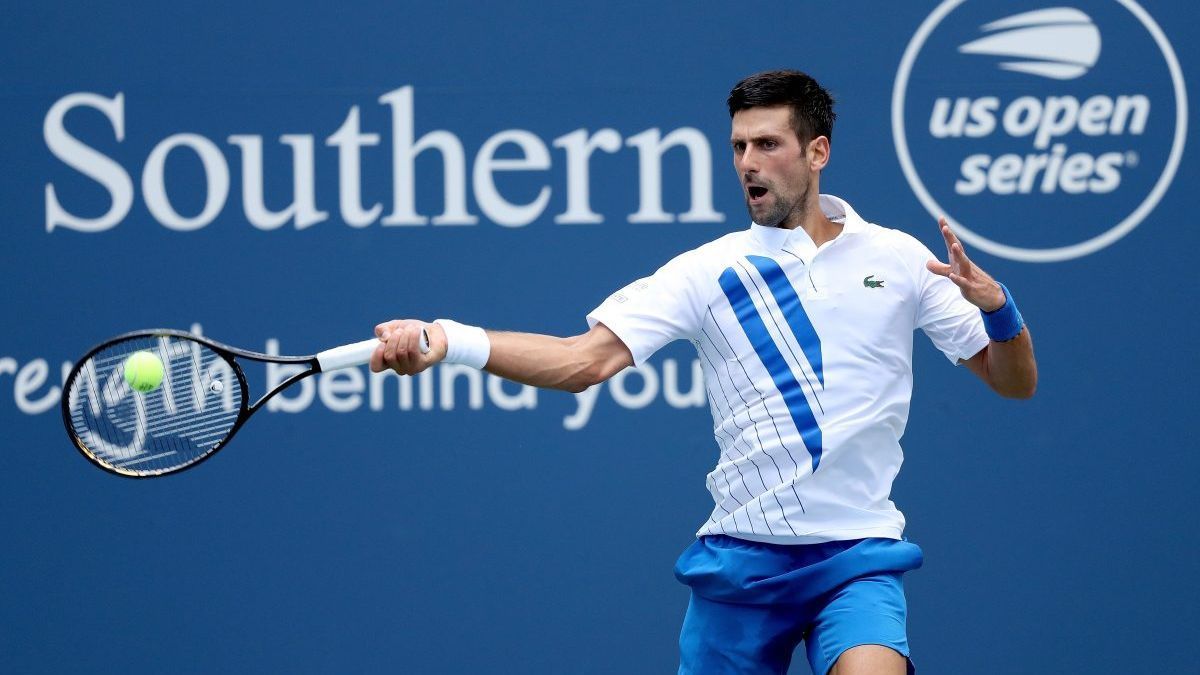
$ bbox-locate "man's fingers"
[939,217,965,255]
[392,326,411,360]
[950,241,972,271]
[382,331,400,366]
[926,259,951,277]
[372,319,438,374]
[375,319,403,340]
[388,325,428,373]
[406,324,424,358]
[932,221,1005,309]
[938,217,958,240]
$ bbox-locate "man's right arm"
[368,319,634,394]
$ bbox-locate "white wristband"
[434,319,491,369]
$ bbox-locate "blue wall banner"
[2,2,1196,673]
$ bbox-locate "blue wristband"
[981,283,1024,342]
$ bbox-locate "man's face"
[731,105,811,228]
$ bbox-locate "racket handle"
[317,328,431,371]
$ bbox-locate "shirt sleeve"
[910,240,991,365]
[586,252,706,367]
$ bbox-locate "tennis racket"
[61,328,428,478]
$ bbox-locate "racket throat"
[247,367,319,414]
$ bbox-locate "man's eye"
[763,141,778,150]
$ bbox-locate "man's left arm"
[926,217,1038,399]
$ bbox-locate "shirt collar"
[750,193,867,250]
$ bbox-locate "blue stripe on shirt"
[719,266,824,472]
[746,255,824,387]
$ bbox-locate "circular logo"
[893,0,1187,262]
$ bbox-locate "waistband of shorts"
[674,535,924,606]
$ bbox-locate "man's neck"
[782,196,843,247]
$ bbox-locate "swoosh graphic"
[981,7,1091,31]
[999,61,1088,79]
[959,7,1101,80]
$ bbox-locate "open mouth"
[747,186,768,202]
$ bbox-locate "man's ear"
[807,136,831,171]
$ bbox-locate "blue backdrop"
[2,1,1196,672]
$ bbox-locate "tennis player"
[371,70,1037,675]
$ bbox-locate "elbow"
[996,375,1037,400]
[549,334,600,393]
[562,361,612,393]
[558,328,632,393]
[562,375,595,394]
[554,343,606,393]
[1020,378,1038,399]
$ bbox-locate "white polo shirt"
[587,194,990,544]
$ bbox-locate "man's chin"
[747,204,784,228]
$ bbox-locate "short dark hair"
[727,70,836,145]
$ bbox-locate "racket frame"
[61,328,335,479]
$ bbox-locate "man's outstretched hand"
[370,319,447,375]
[925,217,1006,312]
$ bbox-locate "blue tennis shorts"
[674,535,924,675]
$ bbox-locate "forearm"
[372,318,632,391]
[980,328,1037,399]
[482,331,599,392]
[479,323,633,393]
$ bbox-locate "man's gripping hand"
[370,319,447,375]
[925,216,1006,311]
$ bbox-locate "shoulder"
[860,222,936,266]
[660,230,751,273]
[687,229,751,258]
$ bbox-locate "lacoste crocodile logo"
[863,275,885,289]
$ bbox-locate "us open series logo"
[893,0,1187,262]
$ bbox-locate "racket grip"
[316,329,431,371]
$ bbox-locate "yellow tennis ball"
[124,351,164,393]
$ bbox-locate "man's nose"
[739,147,760,172]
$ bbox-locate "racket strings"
[66,336,243,475]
